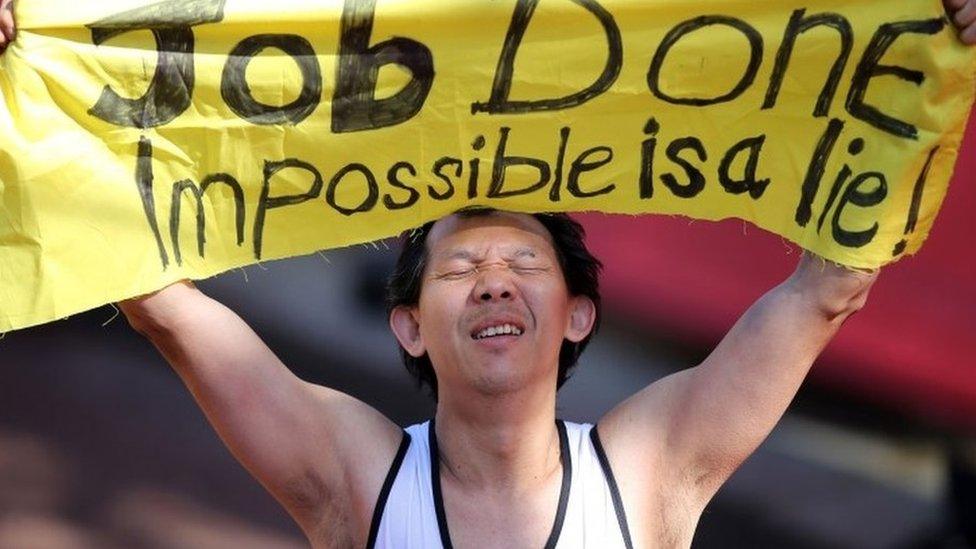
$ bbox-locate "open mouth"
[471,323,524,340]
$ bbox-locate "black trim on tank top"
[543,419,571,549]
[590,425,634,549]
[429,418,454,549]
[367,430,412,549]
[429,418,572,549]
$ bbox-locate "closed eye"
[434,268,475,280]
[512,265,549,275]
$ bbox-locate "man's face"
[390,212,594,398]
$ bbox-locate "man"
[2,2,974,547]
[128,210,885,548]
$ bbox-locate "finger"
[955,0,976,28]
[946,0,968,11]
[962,23,976,45]
[0,10,13,42]
[0,0,13,37]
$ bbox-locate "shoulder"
[592,384,714,545]
[286,385,407,542]
[593,373,686,482]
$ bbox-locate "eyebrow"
[435,247,537,262]
[435,250,477,262]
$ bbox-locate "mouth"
[471,322,524,340]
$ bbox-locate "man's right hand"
[0,0,14,54]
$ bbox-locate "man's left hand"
[785,252,878,323]
[946,0,976,44]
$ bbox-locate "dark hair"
[386,208,602,399]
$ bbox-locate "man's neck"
[433,389,561,493]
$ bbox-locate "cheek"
[418,286,464,338]
[526,289,573,334]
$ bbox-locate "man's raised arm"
[1,5,402,540]
[598,1,973,524]
[119,282,403,541]
[597,254,877,510]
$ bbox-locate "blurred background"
[1,124,973,549]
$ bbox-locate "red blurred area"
[582,111,976,433]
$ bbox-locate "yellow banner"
[0,0,973,332]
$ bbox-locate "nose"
[472,266,515,302]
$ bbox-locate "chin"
[465,361,538,396]
[470,376,522,397]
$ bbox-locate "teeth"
[474,323,523,339]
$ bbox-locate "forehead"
[425,212,557,258]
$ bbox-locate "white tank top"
[367,419,634,548]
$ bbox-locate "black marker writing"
[135,137,170,267]
[763,9,853,117]
[892,146,939,255]
[648,15,763,107]
[87,0,226,128]
[472,0,622,114]
[718,135,770,199]
[831,171,887,248]
[253,159,323,260]
[845,18,946,139]
[221,34,322,125]
[170,173,245,265]
[332,0,435,132]
[795,118,845,226]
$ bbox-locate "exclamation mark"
[892,146,939,256]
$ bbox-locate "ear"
[390,305,426,357]
[565,296,596,343]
